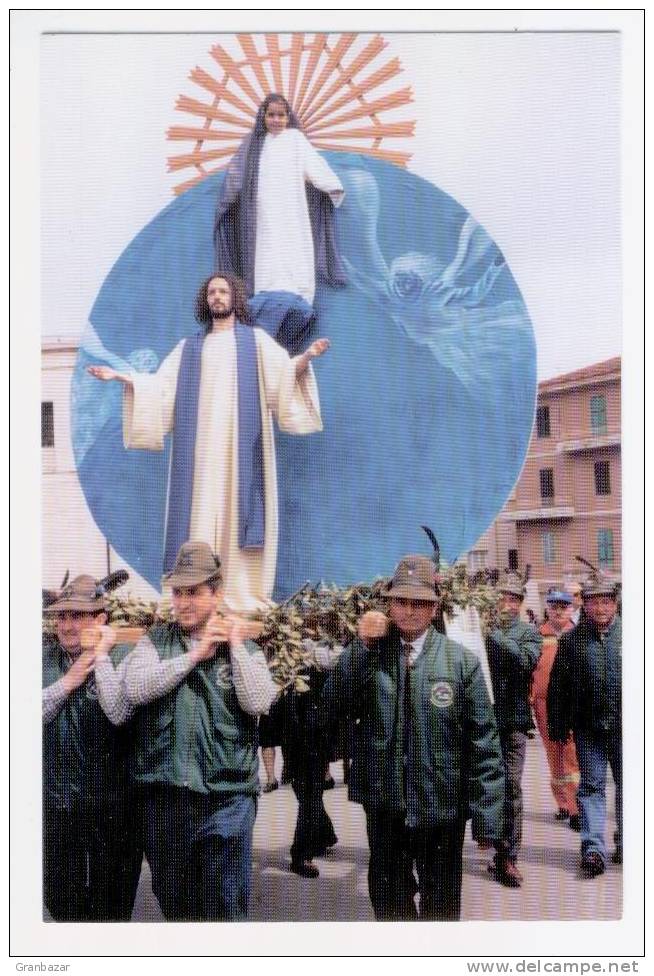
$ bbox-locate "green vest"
[132,623,259,796]
[325,628,504,835]
[42,636,134,812]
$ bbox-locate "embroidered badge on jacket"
[430,680,454,708]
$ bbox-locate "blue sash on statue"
[163,323,264,573]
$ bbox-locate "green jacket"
[485,618,542,731]
[42,636,134,813]
[321,627,504,837]
[132,623,259,796]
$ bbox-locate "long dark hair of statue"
[194,272,251,328]
[214,93,346,297]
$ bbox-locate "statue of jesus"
[87,272,330,612]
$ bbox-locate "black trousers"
[43,802,142,922]
[365,810,466,921]
[290,774,337,863]
[496,729,527,862]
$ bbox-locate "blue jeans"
[574,729,622,864]
[143,785,256,921]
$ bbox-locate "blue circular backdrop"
[73,154,537,595]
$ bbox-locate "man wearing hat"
[530,590,580,829]
[320,555,504,920]
[42,575,142,920]
[547,574,622,877]
[568,581,584,627]
[485,574,542,888]
[114,542,278,921]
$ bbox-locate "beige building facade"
[42,339,158,600]
[466,358,621,594]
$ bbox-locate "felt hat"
[582,573,620,599]
[44,575,105,614]
[499,573,526,599]
[162,542,222,589]
[385,555,440,601]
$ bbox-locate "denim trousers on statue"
[574,728,622,864]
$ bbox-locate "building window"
[542,531,556,565]
[467,550,486,573]
[597,528,614,567]
[536,405,551,438]
[539,467,554,500]
[594,460,611,495]
[508,549,518,571]
[590,394,607,435]
[41,401,54,448]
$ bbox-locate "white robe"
[123,327,322,613]
[255,128,344,303]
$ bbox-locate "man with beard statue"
[87,273,330,612]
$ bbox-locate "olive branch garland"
[43,570,501,692]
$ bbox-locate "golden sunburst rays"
[166,32,416,196]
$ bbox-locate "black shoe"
[262,779,279,794]
[611,848,623,865]
[568,814,581,832]
[290,859,319,878]
[555,808,570,821]
[581,852,605,878]
[489,857,522,888]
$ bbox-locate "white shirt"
[401,629,430,667]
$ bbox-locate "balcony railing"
[556,427,620,454]
[502,504,575,522]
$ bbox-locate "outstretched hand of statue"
[308,338,330,358]
[87,365,133,386]
[295,338,331,378]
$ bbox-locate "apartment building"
[478,358,620,591]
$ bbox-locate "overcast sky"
[39,27,624,383]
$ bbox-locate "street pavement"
[131,735,622,922]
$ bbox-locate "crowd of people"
[42,542,622,923]
[45,91,621,924]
